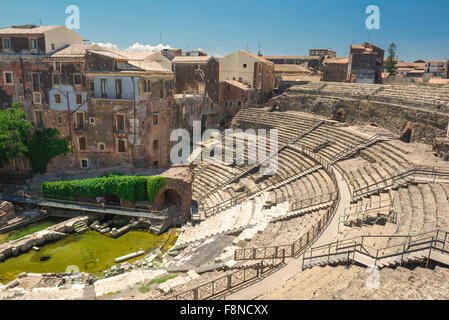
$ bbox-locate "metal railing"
[338,199,397,232]
[233,150,341,261]
[164,255,285,300]
[330,133,394,164]
[302,229,449,270]
[194,119,325,207]
[198,163,321,218]
[0,195,167,218]
[352,165,449,199]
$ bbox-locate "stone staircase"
[73,220,88,233]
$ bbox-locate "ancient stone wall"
[272,92,449,144]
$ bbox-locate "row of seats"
[288,82,449,113]
[337,183,449,252]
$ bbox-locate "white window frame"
[89,117,95,125]
[80,158,89,169]
[33,92,42,105]
[98,142,105,152]
[3,71,13,85]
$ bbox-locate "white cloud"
[126,42,173,52]
[90,41,173,53]
[91,42,119,50]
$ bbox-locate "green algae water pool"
[0,229,177,284]
[0,218,64,245]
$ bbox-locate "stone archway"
[401,123,414,143]
[332,108,346,123]
[164,189,182,207]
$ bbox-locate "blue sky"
[1,0,448,61]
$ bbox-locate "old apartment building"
[322,57,349,82]
[322,42,384,84]
[0,25,179,172]
[309,48,336,58]
[424,60,449,79]
[347,42,384,84]
[172,55,220,131]
[219,50,275,120]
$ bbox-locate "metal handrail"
[0,194,167,216]
[163,255,285,300]
[303,229,449,269]
[352,166,449,198]
[233,150,341,261]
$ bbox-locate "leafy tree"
[0,103,33,166]
[385,43,398,75]
[26,128,70,174]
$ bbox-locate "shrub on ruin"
[41,175,166,204]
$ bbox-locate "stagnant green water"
[0,229,175,284]
[0,218,64,245]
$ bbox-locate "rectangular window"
[75,94,83,105]
[3,38,11,49]
[80,159,89,169]
[152,113,159,125]
[153,161,158,167]
[78,137,86,151]
[101,79,107,98]
[98,143,105,151]
[117,114,125,133]
[29,38,38,50]
[32,73,40,91]
[144,80,151,93]
[52,73,61,86]
[115,79,122,99]
[51,43,55,51]
[3,71,13,85]
[118,139,126,153]
[54,93,62,104]
[54,61,61,71]
[89,81,95,92]
[57,117,63,125]
[33,92,41,105]
[159,80,164,98]
[89,117,95,125]
[153,140,159,151]
[73,73,82,86]
[35,111,43,129]
[76,112,85,130]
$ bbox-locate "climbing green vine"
[41,175,166,203]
